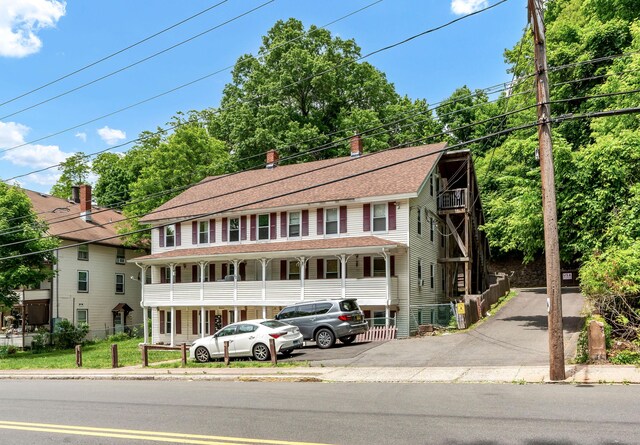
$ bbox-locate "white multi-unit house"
[135,137,489,343]
[3,185,143,344]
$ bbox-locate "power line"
[0,0,276,122]
[0,98,540,244]
[1,119,544,261]
[0,1,230,108]
[0,0,385,157]
[2,0,513,181]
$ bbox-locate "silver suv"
[275,299,368,349]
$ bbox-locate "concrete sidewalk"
[0,364,638,384]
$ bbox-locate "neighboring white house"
[4,185,143,342]
[135,137,489,344]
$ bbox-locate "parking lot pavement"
[278,340,385,362]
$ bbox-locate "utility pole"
[529,0,565,381]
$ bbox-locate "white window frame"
[199,221,209,244]
[195,265,210,283]
[257,214,270,240]
[430,263,434,289]
[198,310,210,334]
[229,218,240,242]
[76,309,88,325]
[325,208,338,235]
[288,211,301,238]
[372,203,387,232]
[165,311,172,334]
[373,257,386,277]
[165,224,175,247]
[77,244,89,261]
[78,270,89,293]
[288,260,300,280]
[430,217,435,243]
[116,247,125,264]
[325,258,340,279]
[115,273,125,294]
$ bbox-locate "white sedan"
[189,319,304,362]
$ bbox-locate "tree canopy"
[0,184,58,307]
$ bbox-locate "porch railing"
[438,188,467,210]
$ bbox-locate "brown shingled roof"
[23,189,127,247]
[134,236,403,262]
[140,142,446,223]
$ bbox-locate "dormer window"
[229,218,240,242]
[165,225,175,247]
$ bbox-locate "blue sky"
[0,0,527,193]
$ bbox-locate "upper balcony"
[438,188,467,214]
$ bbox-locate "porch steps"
[355,325,397,343]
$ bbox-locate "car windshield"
[261,320,288,329]
[340,300,360,312]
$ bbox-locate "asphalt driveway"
[284,287,585,367]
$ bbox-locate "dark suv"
[275,299,368,349]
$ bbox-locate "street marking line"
[0,420,333,445]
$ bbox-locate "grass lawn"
[0,338,180,369]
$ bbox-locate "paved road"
[0,379,637,445]
[290,287,585,367]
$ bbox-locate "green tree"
[50,152,91,199]
[0,184,59,307]
[119,112,229,247]
[92,152,139,209]
[209,18,438,169]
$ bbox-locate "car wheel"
[340,335,356,344]
[315,328,335,349]
[252,343,271,361]
[194,346,210,363]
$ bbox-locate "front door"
[113,312,124,333]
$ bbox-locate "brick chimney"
[79,184,92,222]
[350,134,362,158]
[266,149,279,169]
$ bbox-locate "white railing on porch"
[144,277,398,307]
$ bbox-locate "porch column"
[169,263,175,346]
[339,254,347,299]
[298,256,308,301]
[199,262,206,338]
[137,264,149,344]
[382,251,391,327]
[232,260,239,321]
[260,258,270,318]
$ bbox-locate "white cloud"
[97,126,126,145]
[75,131,87,142]
[0,0,66,58]
[451,0,488,15]
[0,120,70,168]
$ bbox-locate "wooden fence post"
[75,345,82,367]
[181,343,187,367]
[111,343,118,368]
[269,338,277,365]
[224,341,230,366]
[141,344,148,367]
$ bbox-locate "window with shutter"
[363,204,371,231]
[192,221,198,244]
[301,210,309,236]
[199,221,209,244]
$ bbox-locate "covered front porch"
[135,236,405,345]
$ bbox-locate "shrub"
[52,319,89,349]
[0,345,17,357]
[609,350,640,365]
[30,327,51,354]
